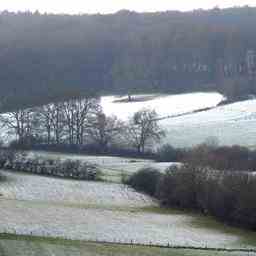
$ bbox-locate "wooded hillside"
[1,7,256,109]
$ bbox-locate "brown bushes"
[157,143,256,172]
[185,144,254,171]
[127,165,256,230]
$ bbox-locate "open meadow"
[0,153,256,254]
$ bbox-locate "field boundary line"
[0,232,255,253]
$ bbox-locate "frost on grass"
[161,99,256,148]
[0,172,256,250]
[101,92,224,121]
[0,171,155,208]
[1,239,253,256]
[0,199,254,250]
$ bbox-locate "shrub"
[126,167,161,196]
[128,164,256,230]
[184,144,256,171]
[157,165,198,209]
[156,144,185,162]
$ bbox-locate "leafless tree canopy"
[126,109,165,153]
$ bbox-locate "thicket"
[127,165,256,229]
[157,143,256,172]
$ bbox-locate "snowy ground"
[101,92,224,121]
[161,99,256,148]
[102,93,256,148]
[0,199,251,249]
[0,170,256,250]
[0,171,155,208]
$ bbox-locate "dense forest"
[1,7,256,110]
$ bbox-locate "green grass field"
[0,234,254,256]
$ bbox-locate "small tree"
[127,109,165,154]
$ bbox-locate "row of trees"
[0,97,164,154]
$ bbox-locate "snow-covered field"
[161,99,256,148]
[101,92,224,121]
[0,199,253,249]
[0,170,256,250]
[102,93,256,148]
[0,171,155,208]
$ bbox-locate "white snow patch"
[101,92,224,121]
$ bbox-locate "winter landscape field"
[1,92,256,255]
[0,154,256,256]
[3,91,256,148]
[2,4,256,255]
[101,92,224,121]
[101,93,256,148]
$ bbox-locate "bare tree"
[62,98,100,145]
[0,109,33,144]
[88,112,124,151]
[49,102,65,144]
[126,109,165,154]
[34,104,57,144]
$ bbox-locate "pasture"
[0,165,256,251]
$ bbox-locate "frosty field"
[101,92,224,121]
[161,99,256,148]
[0,171,155,208]
[0,170,256,251]
[101,93,256,148]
